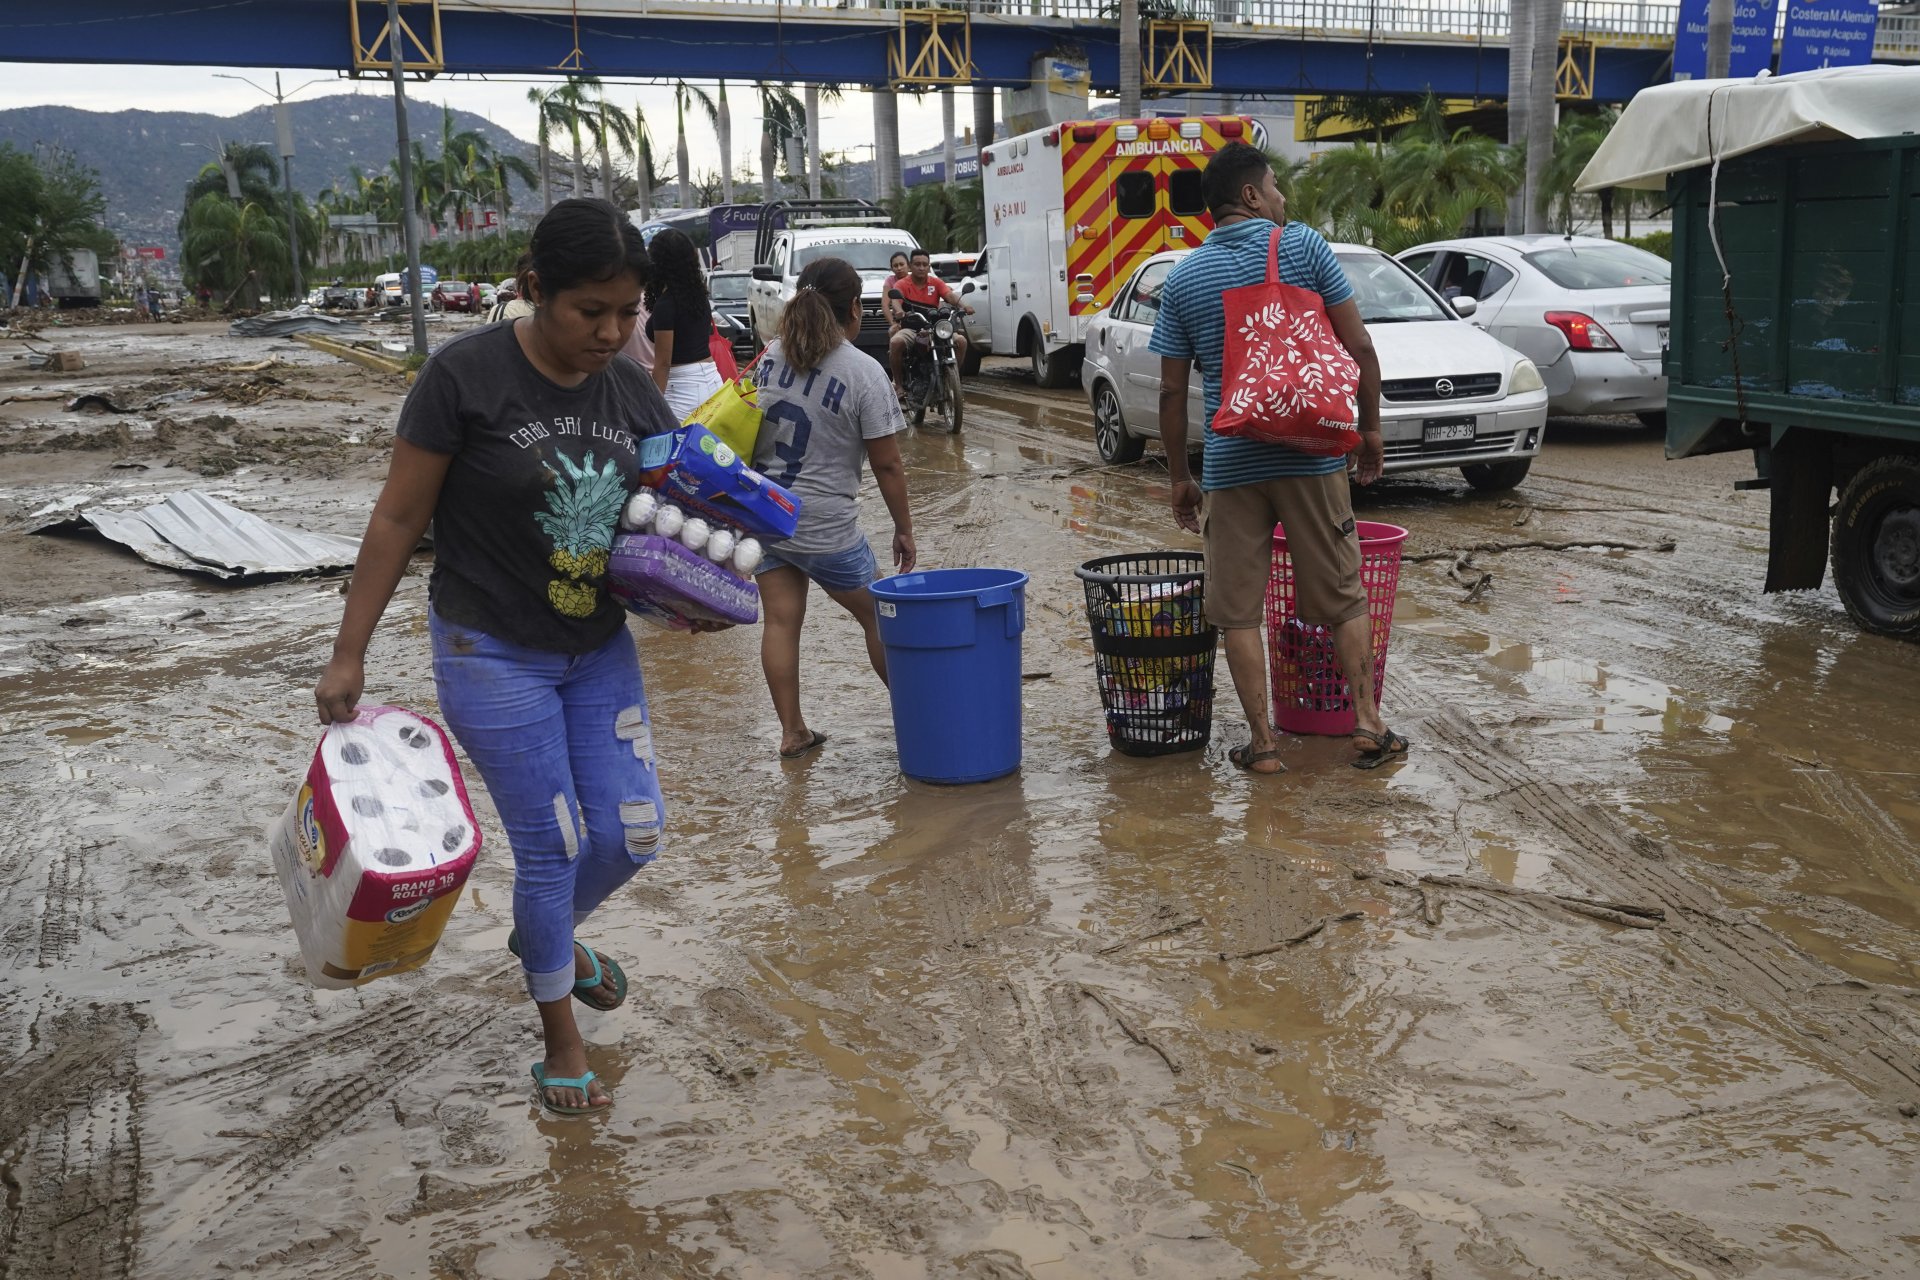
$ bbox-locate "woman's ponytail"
[778,257,862,374]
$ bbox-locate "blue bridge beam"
[0,1,1671,99]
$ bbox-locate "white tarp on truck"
[1577,65,1920,192]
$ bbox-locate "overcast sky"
[0,64,984,174]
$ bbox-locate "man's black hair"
[910,248,932,264]
[1202,142,1272,219]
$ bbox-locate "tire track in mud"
[1392,673,1920,1106]
[150,997,500,1253]
[0,791,99,977]
[0,1003,147,1280]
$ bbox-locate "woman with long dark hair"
[748,257,916,759]
[314,198,687,1116]
[643,228,721,421]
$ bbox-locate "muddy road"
[2,321,1917,1279]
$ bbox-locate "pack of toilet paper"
[269,704,481,988]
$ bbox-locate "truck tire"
[1091,381,1144,464]
[1831,455,1920,639]
[961,346,983,377]
[1030,336,1079,390]
[1460,457,1533,492]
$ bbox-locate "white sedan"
[1397,235,1670,424]
[1082,244,1551,491]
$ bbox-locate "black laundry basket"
[1075,551,1218,757]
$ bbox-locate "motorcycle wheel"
[944,367,964,434]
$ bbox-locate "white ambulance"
[977,115,1258,387]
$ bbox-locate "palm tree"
[672,82,718,209]
[485,153,538,232]
[551,76,601,200]
[872,88,901,203]
[1543,109,1622,237]
[716,82,736,204]
[631,104,660,219]
[1524,0,1565,232]
[183,141,281,208]
[756,83,806,201]
[1379,96,1520,223]
[527,87,557,211]
[590,92,637,203]
[181,192,292,302]
[799,83,845,200]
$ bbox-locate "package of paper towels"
[269,704,481,988]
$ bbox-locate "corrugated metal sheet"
[30,490,360,580]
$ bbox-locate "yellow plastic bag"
[684,374,763,461]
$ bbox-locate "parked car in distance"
[1397,234,1670,425]
[1082,244,1551,491]
[476,282,498,311]
[432,280,481,313]
[708,269,757,364]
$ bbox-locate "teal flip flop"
[530,1062,610,1116]
[507,930,629,1012]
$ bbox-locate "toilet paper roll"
[270,705,483,990]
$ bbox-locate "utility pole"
[1707,0,1734,76]
[274,74,302,301]
[387,0,429,357]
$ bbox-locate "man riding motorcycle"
[888,249,974,400]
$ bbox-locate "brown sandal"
[1350,727,1409,770]
[1229,743,1288,775]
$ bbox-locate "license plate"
[1422,417,1477,444]
[1658,323,1670,352]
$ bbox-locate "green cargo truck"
[1582,68,1920,639]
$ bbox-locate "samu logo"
[297,784,327,873]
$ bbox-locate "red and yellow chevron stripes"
[1061,116,1243,316]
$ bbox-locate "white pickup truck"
[746,200,919,364]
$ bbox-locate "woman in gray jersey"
[749,257,917,759]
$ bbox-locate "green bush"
[1622,230,1671,260]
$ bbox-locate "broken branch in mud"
[1077,985,1181,1075]
[1220,911,1367,961]
[1355,869,1665,930]
[1096,915,1203,955]
[1405,538,1677,563]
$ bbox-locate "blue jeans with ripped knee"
[428,608,664,1003]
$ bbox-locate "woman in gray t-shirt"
[749,257,916,759]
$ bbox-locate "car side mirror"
[751,265,777,282]
[1451,295,1479,318]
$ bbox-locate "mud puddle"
[0,337,1916,1278]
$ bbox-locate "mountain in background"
[0,93,539,256]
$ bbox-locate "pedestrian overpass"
[4,0,1917,99]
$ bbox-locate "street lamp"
[214,71,333,300]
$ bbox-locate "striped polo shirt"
[1148,218,1355,491]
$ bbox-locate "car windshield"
[441,281,468,291]
[1337,253,1452,323]
[1524,243,1670,289]
[709,274,751,301]
[798,241,917,272]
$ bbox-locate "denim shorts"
[757,536,879,592]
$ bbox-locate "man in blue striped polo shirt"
[1149,142,1408,773]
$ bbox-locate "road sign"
[1779,0,1881,73]
[134,246,166,261]
[1674,0,1784,79]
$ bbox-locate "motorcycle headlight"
[1509,358,1545,394]
[933,320,954,340]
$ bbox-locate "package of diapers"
[269,705,481,988]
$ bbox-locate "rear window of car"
[440,281,469,291]
[1523,244,1670,290]
[709,274,751,301]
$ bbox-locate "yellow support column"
[891,7,974,87]
[349,0,445,79]
[1145,20,1213,94]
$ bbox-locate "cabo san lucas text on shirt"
[508,416,637,452]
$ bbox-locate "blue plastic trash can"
[868,568,1029,784]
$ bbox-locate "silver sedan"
[1397,235,1670,424]
[1082,244,1552,491]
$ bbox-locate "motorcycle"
[895,300,966,433]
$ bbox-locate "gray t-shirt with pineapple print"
[398,322,677,653]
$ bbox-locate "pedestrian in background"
[643,228,720,420]
[749,257,916,760]
[1148,142,1408,773]
[315,198,689,1116]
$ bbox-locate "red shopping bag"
[709,322,739,382]
[1211,227,1361,456]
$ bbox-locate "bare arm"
[1325,297,1384,485]
[1158,356,1201,533]
[651,329,675,393]
[865,433,917,573]
[314,439,453,723]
